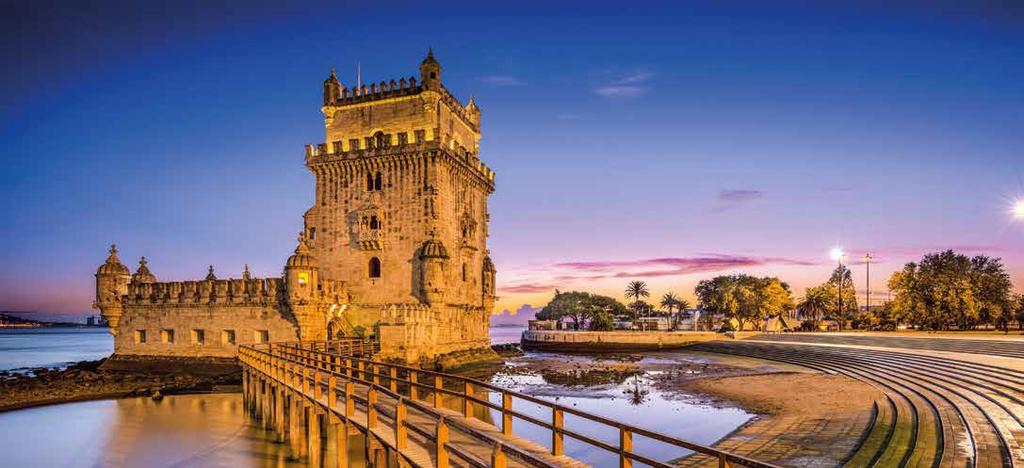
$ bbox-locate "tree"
[589,312,615,331]
[888,250,1012,331]
[537,290,629,330]
[661,292,679,328]
[625,281,651,308]
[829,265,858,330]
[798,285,833,329]
[695,275,792,331]
[625,280,651,327]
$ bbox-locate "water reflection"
[0,393,303,468]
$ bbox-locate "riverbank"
[0,358,241,413]
[521,329,759,351]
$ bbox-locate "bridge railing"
[240,341,778,468]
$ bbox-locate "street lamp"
[862,254,873,313]
[831,248,845,330]
[1013,199,1024,221]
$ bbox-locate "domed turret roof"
[419,238,449,259]
[324,66,340,84]
[97,244,130,276]
[286,233,318,268]
[131,257,156,284]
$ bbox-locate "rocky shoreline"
[0,358,241,413]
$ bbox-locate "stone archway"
[327,317,346,339]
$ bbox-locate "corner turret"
[419,48,441,91]
[418,236,449,305]
[94,244,130,335]
[323,67,342,105]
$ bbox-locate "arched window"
[366,173,374,191]
[369,216,380,230]
[374,131,389,148]
[462,263,467,282]
[368,257,381,278]
[374,172,382,190]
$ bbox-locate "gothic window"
[374,172,382,190]
[309,227,317,240]
[366,173,373,191]
[369,216,380,230]
[462,263,467,282]
[332,141,342,153]
[364,136,373,149]
[398,132,408,145]
[415,130,425,142]
[349,139,360,151]
[374,131,389,148]
[368,257,381,278]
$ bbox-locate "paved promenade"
[693,333,1024,467]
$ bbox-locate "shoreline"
[0,357,241,413]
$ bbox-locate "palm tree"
[676,298,692,329]
[625,281,651,328]
[798,286,831,330]
[661,292,679,329]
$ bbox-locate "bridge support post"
[308,409,322,467]
[328,415,348,468]
[275,386,286,443]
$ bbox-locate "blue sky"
[2,1,1023,316]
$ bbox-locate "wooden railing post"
[436,417,450,468]
[373,363,380,385]
[433,375,444,408]
[552,408,564,456]
[718,454,732,468]
[502,392,513,436]
[344,381,355,418]
[327,375,337,409]
[389,367,398,393]
[395,398,408,450]
[345,358,353,378]
[367,388,378,428]
[313,371,321,401]
[463,382,474,418]
[620,427,633,468]
[492,444,508,468]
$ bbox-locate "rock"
[151,390,163,401]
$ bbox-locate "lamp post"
[831,248,845,331]
[863,253,873,314]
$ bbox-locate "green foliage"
[888,250,1012,331]
[537,290,629,329]
[589,312,615,331]
[695,274,794,331]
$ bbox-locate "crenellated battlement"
[304,139,495,187]
[123,277,286,306]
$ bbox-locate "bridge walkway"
[240,340,778,468]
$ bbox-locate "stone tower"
[303,50,497,362]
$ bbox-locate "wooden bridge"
[239,340,777,467]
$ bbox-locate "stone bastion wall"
[521,330,729,351]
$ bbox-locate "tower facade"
[303,50,496,363]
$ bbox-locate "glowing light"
[830,247,845,261]
[1013,199,1024,221]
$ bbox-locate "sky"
[2,1,1023,320]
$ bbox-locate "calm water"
[488,325,525,345]
[0,325,750,466]
[0,328,113,371]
